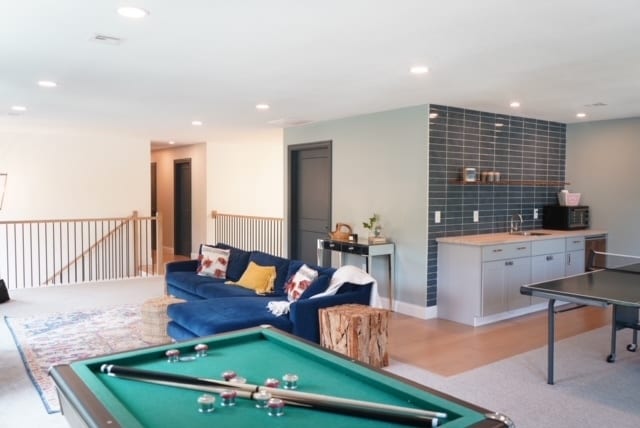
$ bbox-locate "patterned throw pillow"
[197,245,230,279]
[284,264,318,302]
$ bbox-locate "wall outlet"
[435,211,441,224]
[473,210,479,223]
[533,208,539,220]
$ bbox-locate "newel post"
[132,210,140,276]
[155,211,164,276]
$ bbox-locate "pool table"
[49,326,512,428]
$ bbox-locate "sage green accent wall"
[284,105,428,314]
[567,117,640,255]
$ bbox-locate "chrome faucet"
[510,213,523,234]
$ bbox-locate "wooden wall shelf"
[450,180,570,186]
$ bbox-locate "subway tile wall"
[427,105,566,307]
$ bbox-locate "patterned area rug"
[4,304,161,414]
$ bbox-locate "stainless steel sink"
[511,231,551,236]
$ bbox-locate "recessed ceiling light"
[37,80,57,88]
[168,140,176,145]
[191,120,203,126]
[11,105,27,112]
[410,65,429,74]
[509,101,520,108]
[576,112,587,118]
[256,104,270,110]
[428,112,438,119]
[117,6,149,19]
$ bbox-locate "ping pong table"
[520,253,640,384]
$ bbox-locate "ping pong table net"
[589,250,640,273]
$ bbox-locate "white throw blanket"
[267,265,382,316]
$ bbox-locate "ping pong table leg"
[607,305,618,363]
[547,298,556,385]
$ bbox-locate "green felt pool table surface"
[49,326,510,428]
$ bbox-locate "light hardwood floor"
[388,305,611,376]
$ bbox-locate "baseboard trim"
[381,298,438,320]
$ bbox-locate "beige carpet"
[0,277,165,428]
[386,326,640,428]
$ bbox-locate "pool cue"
[101,364,445,427]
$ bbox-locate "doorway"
[288,142,332,264]
[150,162,157,251]
[174,159,192,257]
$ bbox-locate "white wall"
[0,129,149,220]
[284,105,429,317]
[567,117,640,255]
[205,132,284,243]
[151,143,207,255]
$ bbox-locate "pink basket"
[558,192,581,206]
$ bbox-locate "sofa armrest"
[289,283,372,344]
[166,259,199,273]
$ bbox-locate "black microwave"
[543,206,590,230]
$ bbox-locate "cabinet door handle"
[546,255,553,261]
[573,240,581,244]
[347,246,354,251]
[505,260,513,266]
[329,243,335,248]
[493,249,503,253]
[517,246,527,251]
[567,254,571,265]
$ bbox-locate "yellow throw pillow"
[228,261,276,294]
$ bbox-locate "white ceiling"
[2,1,640,146]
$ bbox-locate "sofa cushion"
[197,245,230,279]
[210,243,251,282]
[228,261,276,294]
[248,251,290,296]
[167,297,293,337]
[166,272,258,299]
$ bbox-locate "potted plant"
[363,214,383,241]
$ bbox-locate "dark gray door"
[288,142,331,264]
[174,159,192,257]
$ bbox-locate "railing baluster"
[0,214,159,289]
[210,211,283,256]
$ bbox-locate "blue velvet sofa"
[165,243,373,343]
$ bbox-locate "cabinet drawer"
[532,238,565,256]
[482,242,531,261]
[322,240,368,255]
[342,243,368,255]
[323,240,341,251]
[565,236,585,251]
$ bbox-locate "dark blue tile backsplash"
[427,105,566,307]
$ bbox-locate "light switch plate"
[534,208,539,220]
[435,211,441,224]
[473,210,479,222]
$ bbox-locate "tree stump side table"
[319,304,390,368]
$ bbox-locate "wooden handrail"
[211,210,283,221]
[0,215,156,225]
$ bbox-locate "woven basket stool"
[141,295,185,344]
